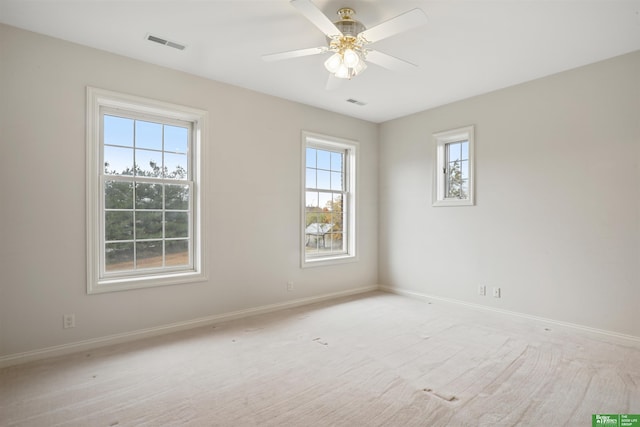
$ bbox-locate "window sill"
[302,254,357,269]
[89,270,206,294]
[433,198,474,207]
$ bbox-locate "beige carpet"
[1,292,639,426]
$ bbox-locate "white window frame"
[86,87,207,294]
[433,125,475,207]
[301,131,358,268]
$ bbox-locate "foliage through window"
[433,125,475,207]
[302,133,357,266]
[87,88,206,293]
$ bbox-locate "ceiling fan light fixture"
[329,47,367,79]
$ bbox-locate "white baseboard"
[0,285,378,368]
[379,286,640,344]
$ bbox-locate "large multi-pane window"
[102,113,191,273]
[87,88,206,293]
[302,132,357,266]
[433,125,475,207]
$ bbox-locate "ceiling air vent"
[346,98,367,106]
[145,34,186,51]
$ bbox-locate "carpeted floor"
[1,292,639,426]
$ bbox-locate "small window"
[302,132,357,267]
[87,87,207,293]
[433,125,475,206]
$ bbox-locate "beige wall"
[0,24,379,358]
[379,51,640,337]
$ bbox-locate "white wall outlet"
[492,287,501,298]
[478,285,486,296]
[63,314,76,329]
[287,281,294,292]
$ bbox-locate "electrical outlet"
[492,287,501,298]
[478,285,486,296]
[63,314,75,329]
[287,281,294,292]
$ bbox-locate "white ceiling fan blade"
[366,50,418,72]
[262,46,327,62]
[358,9,427,43]
[325,74,343,91]
[290,0,343,38]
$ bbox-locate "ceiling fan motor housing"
[332,8,365,38]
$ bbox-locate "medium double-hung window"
[87,88,207,293]
[302,132,357,267]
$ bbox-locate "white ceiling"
[1,0,639,123]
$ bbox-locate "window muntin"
[87,87,206,293]
[433,126,475,207]
[302,133,357,266]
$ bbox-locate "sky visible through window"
[305,147,343,207]
[103,115,189,178]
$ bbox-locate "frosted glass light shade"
[324,53,342,73]
[335,63,351,79]
[343,49,360,68]
[354,58,367,74]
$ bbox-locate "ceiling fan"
[263,0,428,83]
